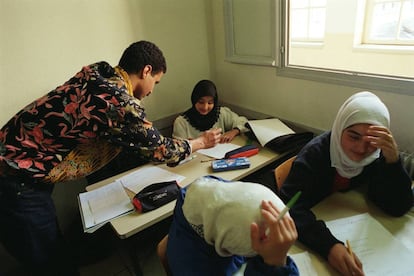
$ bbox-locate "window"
[280,0,414,94]
[290,0,327,43]
[364,0,414,45]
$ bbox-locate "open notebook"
[246,118,313,153]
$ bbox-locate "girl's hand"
[364,125,399,163]
[220,128,240,143]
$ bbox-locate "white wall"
[210,0,414,153]
[0,0,212,125]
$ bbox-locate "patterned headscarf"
[183,176,286,257]
[330,91,390,178]
[182,80,220,131]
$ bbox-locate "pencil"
[276,191,302,221]
[346,240,355,262]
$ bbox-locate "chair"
[274,155,296,191]
[157,235,171,275]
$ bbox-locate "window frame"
[277,0,414,95]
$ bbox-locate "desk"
[86,136,285,239]
[290,189,414,275]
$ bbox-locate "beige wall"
[1,0,414,152]
[0,0,212,124]
[210,1,414,153]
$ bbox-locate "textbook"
[246,118,313,153]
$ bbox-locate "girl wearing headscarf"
[166,176,299,275]
[173,80,248,143]
[280,91,413,276]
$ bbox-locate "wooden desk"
[86,136,285,239]
[289,189,414,275]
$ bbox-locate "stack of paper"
[78,180,134,233]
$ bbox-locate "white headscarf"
[330,91,390,178]
[182,176,285,257]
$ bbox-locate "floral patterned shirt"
[0,62,191,182]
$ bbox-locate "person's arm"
[219,107,248,143]
[363,125,413,216]
[246,200,299,275]
[279,133,343,259]
[103,99,220,166]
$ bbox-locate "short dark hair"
[118,41,167,75]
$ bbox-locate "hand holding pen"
[251,200,298,266]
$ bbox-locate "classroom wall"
[210,0,414,153]
[0,0,213,125]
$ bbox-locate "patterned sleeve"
[101,95,191,167]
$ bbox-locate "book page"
[196,143,240,159]
[326,213,414,275]
[247,118,295,147]
[118,166,185,194]
[78,180,134,231]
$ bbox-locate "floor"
[0,217,171,276]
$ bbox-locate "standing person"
[0,40,221,275]
[166,176,299,275]
[173,79,248,143]
[280,91,413,276]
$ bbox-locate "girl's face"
[195,96,215,115]
[341,123,377,162]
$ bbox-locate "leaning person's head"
[119,40,167,75]
[118,41,167,99]
[330,91,390,177]
[191,80,218,116]
[182,176,286,257]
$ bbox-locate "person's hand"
[220,129,240,143]
[327,243,364,276]
[189,128,222,152]
[250,200,297,267]
[364,125,399,163]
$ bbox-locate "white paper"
[290,251,318,276]
[118,166,185,194]
[196,143,240,159]
[247,118,295,147]
[326,213,414,276]
[78,180,134,232]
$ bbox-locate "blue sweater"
[280,131,413,259]
[166,188,299,276]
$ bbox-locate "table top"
[86,135,285,238]
[289,188,414,275]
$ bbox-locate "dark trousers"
[0,176,79,276]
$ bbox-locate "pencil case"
[224,144,259,159]
[211,157,251,172]
[132,180,179,213]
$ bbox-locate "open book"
[246,118,313,153]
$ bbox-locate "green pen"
[276,191,302,221]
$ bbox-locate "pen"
[346,239,355,262]
[264,190,302,237]
[276,191,302,221]
[200,158,218,163]
[179,155,197,165]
